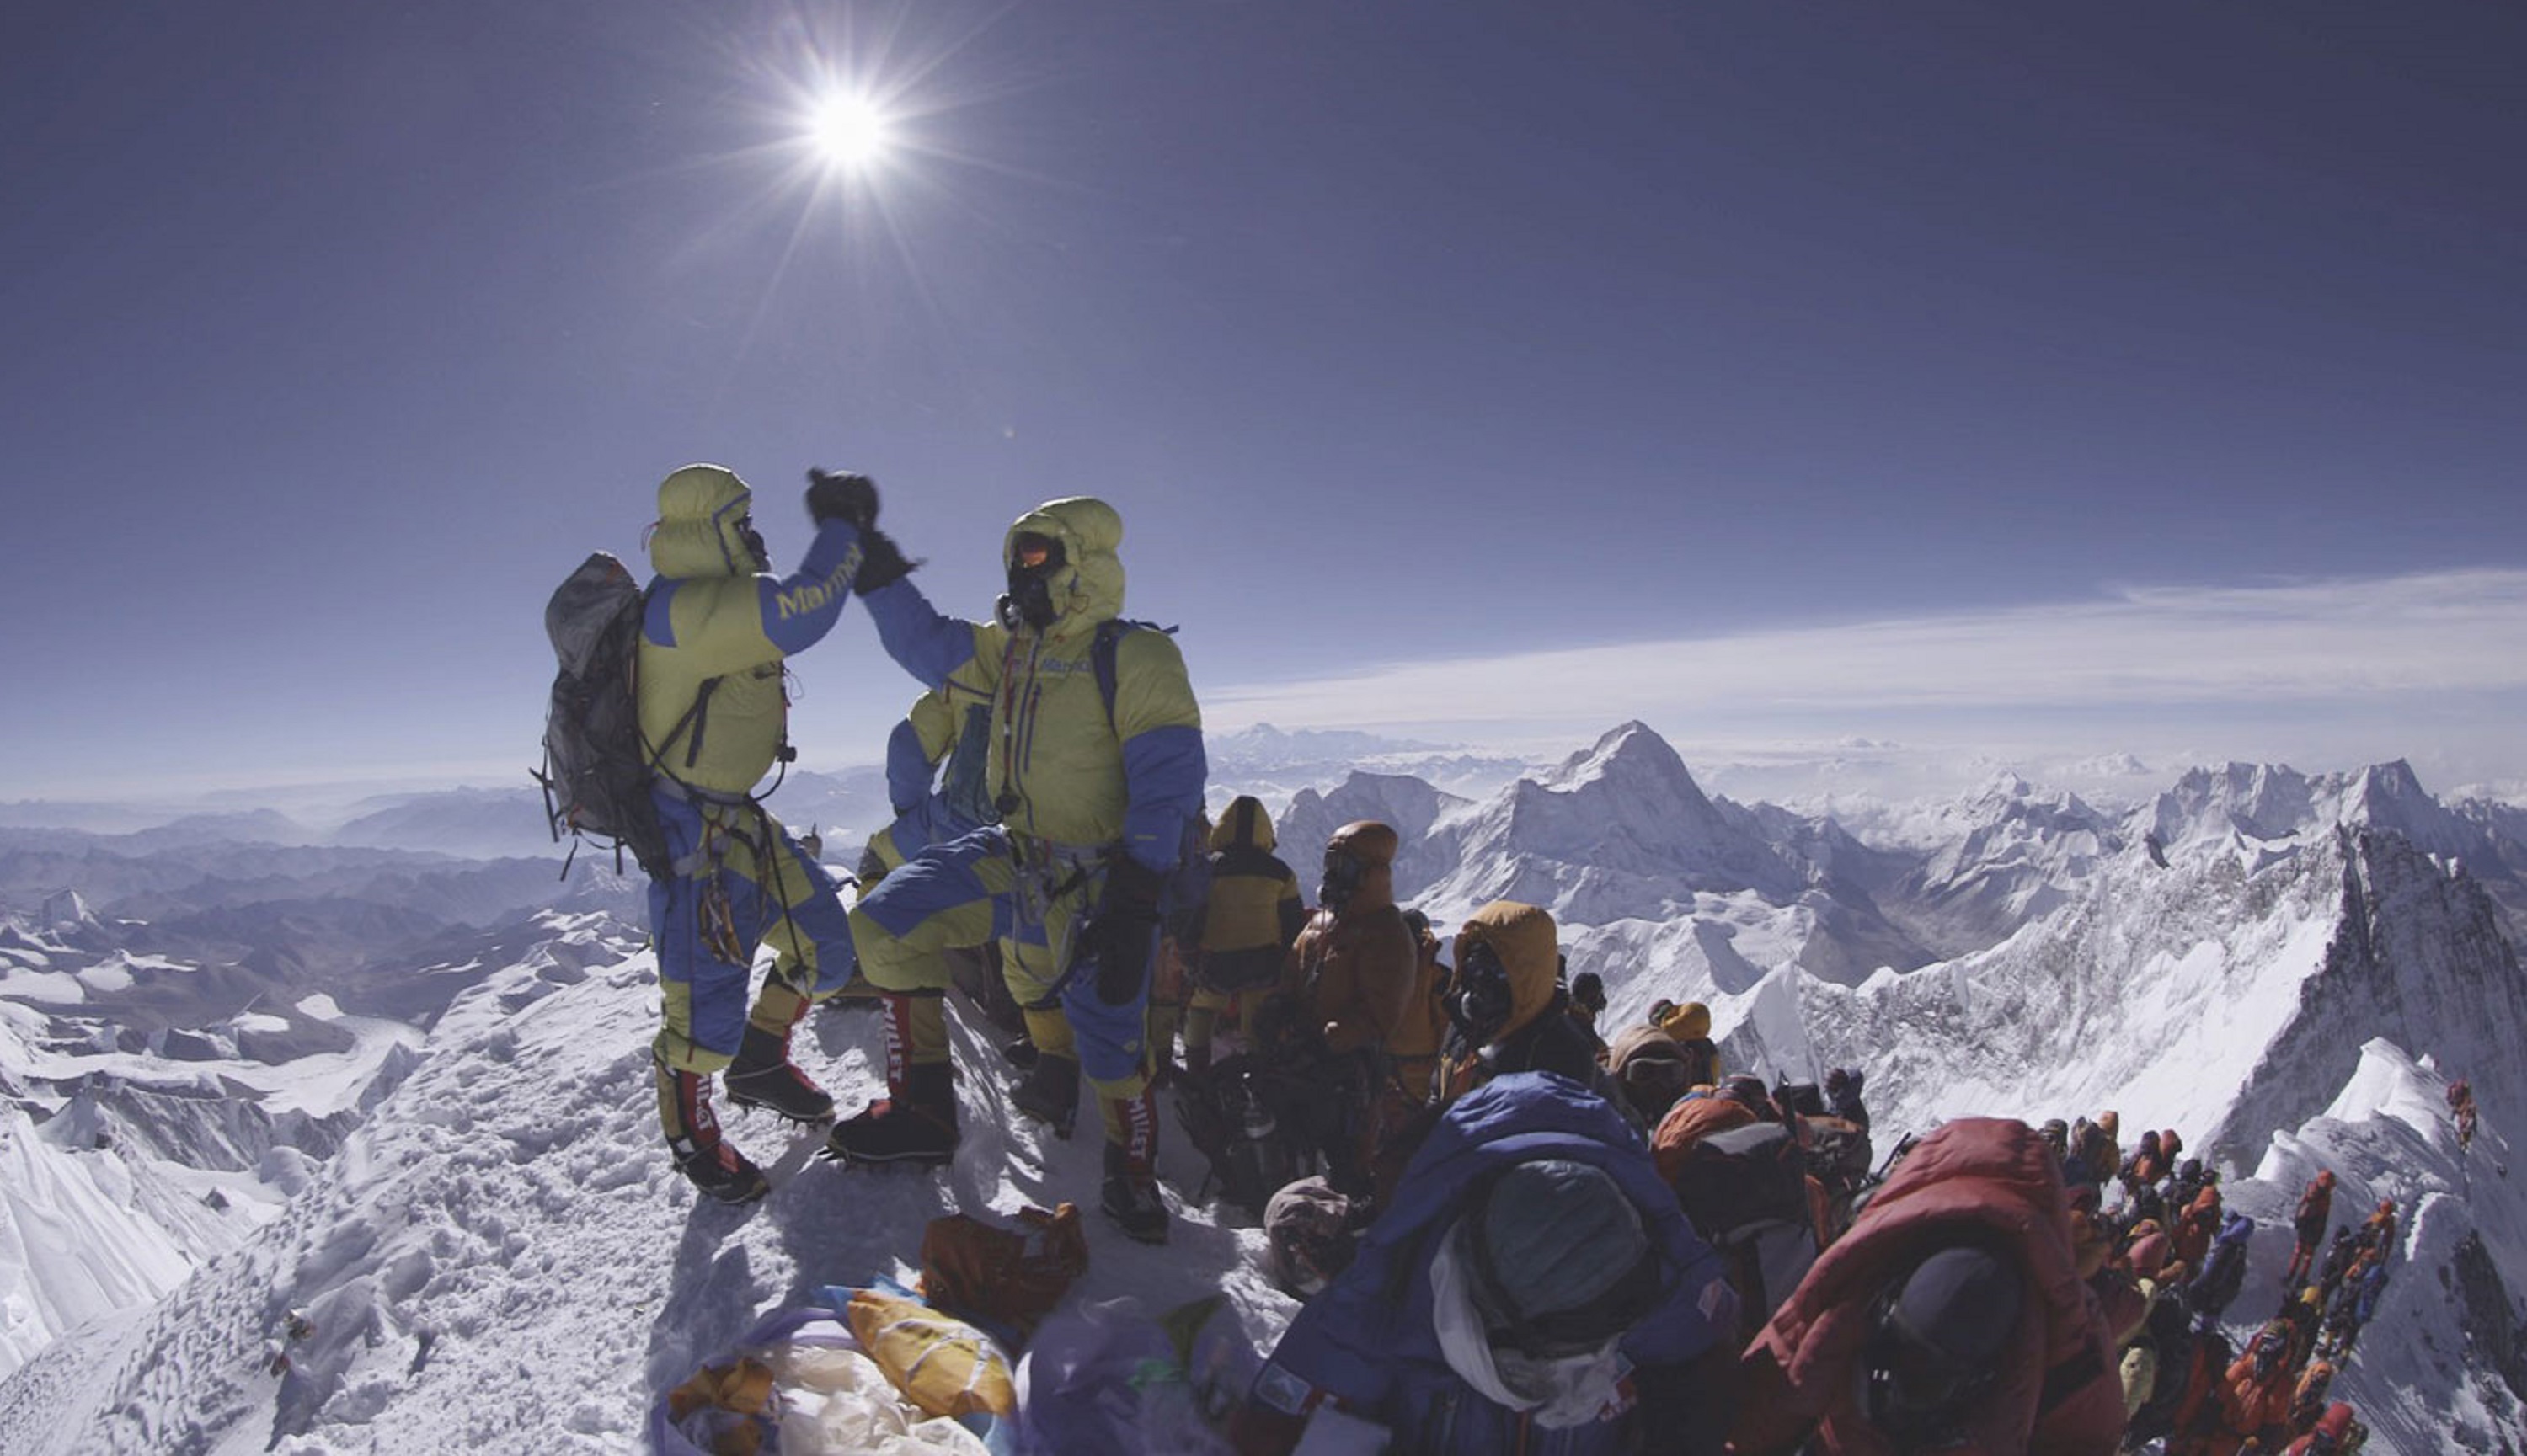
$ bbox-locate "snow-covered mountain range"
[2,723,2524,1451]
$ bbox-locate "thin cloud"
[1209,569,2527,733]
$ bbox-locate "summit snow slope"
[0,921,1303,1455]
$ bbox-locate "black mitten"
[804,468,879,529]
[1087,856,1164,1005]
[852,526,918,595]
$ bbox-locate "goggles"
[1010,531,1063,573]
[1451,941,1514,1041]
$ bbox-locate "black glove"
[852,526,917,595]
[805,468,879,530]
[1086,855,1165,1005]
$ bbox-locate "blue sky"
[5,1,2524,803]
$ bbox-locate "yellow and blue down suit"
[638,464,866,1079]
[847,498,1206,1165]
[863,663,996,879]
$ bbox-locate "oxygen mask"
[1319,848,1365,913]
[1001,531,1065,630]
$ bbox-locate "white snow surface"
[2231,1040,2527,1454]
[0,947,1302,1454]
[0,1107,199,1380]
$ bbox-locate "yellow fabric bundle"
[843,1288,1016,1420]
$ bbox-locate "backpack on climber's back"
[534,552,672,879]
[1668,1119,1823,1345]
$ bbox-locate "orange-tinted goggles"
[1011,531,1062,571]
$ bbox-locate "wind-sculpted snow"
[0,941,1304,1453]
[0,1107,199,1379]
[0,919,426,1384]
[2208,828,2527,1162]
[2232,1041,2527,1455]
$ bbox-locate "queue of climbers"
[552,464,2421,1454]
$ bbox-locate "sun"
[806,92,892,172]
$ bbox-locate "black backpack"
[1800,1114,1876,1239]
[1171,1054,1307,1219]
[533,552,673,879]
[2126,1302,2207,1443]
[1671,1120,1821,1341]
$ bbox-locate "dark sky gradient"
[5,2,2523,797]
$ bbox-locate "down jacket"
[1728,1117,2126,1456]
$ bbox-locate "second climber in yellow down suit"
[822,491,1206,1245]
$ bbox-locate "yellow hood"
[1213,795,1275,853]
[1003,497,1125,639]
[1456,900,1560,1041]
[649,464,756,579]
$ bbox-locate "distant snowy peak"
[1942,770,2117,844]
[1889,774,2121,957]
[1212,723,1445,765]
[39,889,93,932]
[1270,772,1472,903]
[2146,760,2506,873]
[1435,723,1810,918]
[1282,771,1463,840]
[1541,721,1719,813]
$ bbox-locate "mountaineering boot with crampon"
[826,1061,959,1166]
[656,1057,769,1203]
[724,1020,836,1124]
[1099,1091,1168,1244]
[1011,1052,1081,1139]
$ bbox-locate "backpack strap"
[1089,618,1178,733]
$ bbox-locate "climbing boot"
[1098,1091,1167,1244]
[724,1021,836,1124]
[826,1061,959,1167]
[1012,1051,1081,1139]
[657,1058,769,1203]
[1101,1140,1168,1245]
